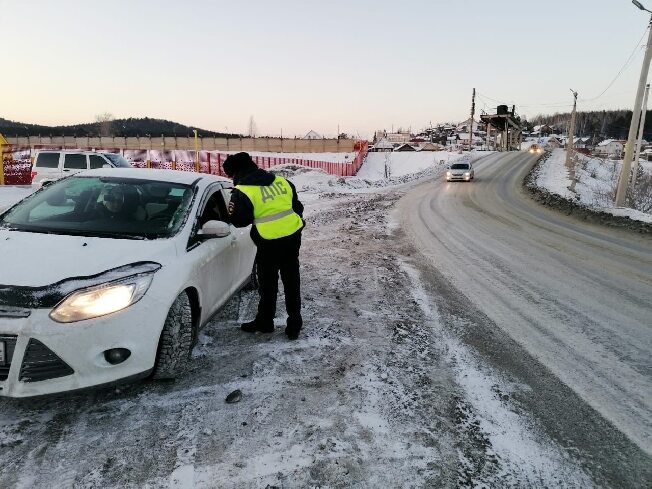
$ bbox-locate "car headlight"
[464,172,471,176]
[446,171,452,176]
[50,273,155,323]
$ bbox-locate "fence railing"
[0,140,369,184]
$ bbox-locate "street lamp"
[614,1,652,206]
[633,0,652,13]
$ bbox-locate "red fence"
[1,141,369,184]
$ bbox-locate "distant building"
[394,143,417,152]
[303,130,322,140]
[419,142,445,151]
[594,139,624,158]
[370,138,394,152]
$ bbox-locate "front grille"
[19,339,74,382]
[0,335,18,381]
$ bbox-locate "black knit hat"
[223,152,257,177]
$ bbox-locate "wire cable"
[581,25,649,102]
[477,25,648,110]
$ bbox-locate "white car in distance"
[31,150,133,185]
[0,168,255,397]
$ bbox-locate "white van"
[31,151,132,184]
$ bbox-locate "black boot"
[241,319,274,334]
[285,316,302,340]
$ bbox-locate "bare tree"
[248,115,257,138]
[95,112,114,137]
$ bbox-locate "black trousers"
[255,232,302,329]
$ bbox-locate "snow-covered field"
[0,151,647,487]
[534,148,652,223]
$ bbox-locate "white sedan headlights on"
[50,273,155,323]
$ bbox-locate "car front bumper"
[0,295,168,398]
[446,174,472,181]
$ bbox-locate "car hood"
[0,230,176,287]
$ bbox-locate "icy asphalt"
[0,153,650,488]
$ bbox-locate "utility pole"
[632,83,650,189]
[616,6,652,206]
[469,88,476,151]
[566,90,578,192]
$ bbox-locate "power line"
[476,25,649,111]
[581,25,649,102]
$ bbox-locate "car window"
[0,176,195,239]
[89,155,107,169]
[450,163,470,170]
[63,154,88,170]
[198,188,229,226]
[35,153,60,168]
[103,153,132,168]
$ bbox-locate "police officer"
[223,152,305,340]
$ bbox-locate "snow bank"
[535,149,652,224]
[357,151,460,180]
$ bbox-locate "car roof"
[78,168,232,185]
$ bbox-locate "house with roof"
[303,130,322,140]
[394,143,417,152]
[594,139,624,158]
[419,142,445,151]
[369,138,394,152]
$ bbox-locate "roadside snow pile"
[357,150,461,180]
[272,151,489,194]
[534,149,652,224]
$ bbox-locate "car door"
[32,151,62,183]
[62,153,89,177]
[187,184,239,319]
[220,183,255,287]
[89,154,108,169]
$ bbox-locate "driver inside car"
[99,185,146,222]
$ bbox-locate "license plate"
[0,341,5,365]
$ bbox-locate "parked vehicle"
[31,151,132,184]
[446,162,474,182]
[0,168,256,397]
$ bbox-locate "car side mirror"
[198,220,231,239]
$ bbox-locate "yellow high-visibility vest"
[236,176,303,239]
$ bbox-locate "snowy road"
[400,151,652,480]
[0,155,650,487]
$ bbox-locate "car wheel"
[153,292,194,380]
[243,259,259,291]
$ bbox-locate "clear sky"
[1,0,649,137]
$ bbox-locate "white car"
[0,168,255,397]
[445,162,474,182]
[31,150,132,184]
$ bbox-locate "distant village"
[365,120,637,160]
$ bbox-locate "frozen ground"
[0,151,648,488]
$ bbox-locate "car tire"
[153,292,194,380]
[243,260,259,291]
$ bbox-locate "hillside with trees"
[529,110,647,140]
[0,116,240,138]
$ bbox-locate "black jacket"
[229,168,304,245]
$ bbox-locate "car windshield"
[103,153,132,168]
[0,176,195,239]
[450,163,470,170]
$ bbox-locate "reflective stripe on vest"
[236,176,303,240]
[253,208,294,224]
